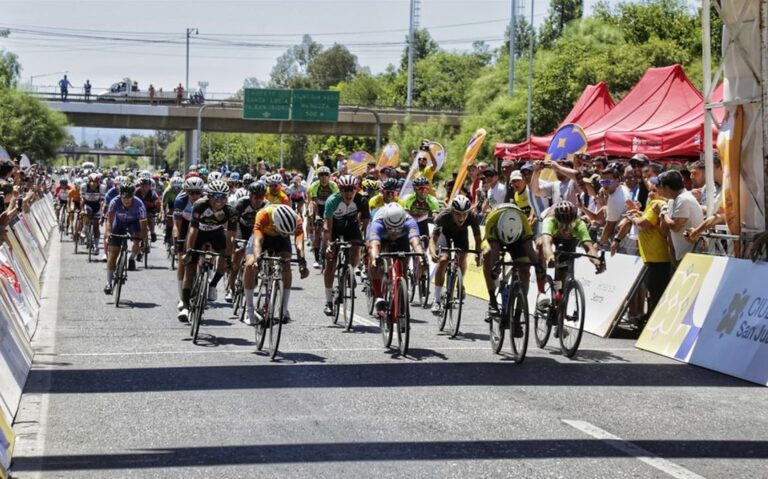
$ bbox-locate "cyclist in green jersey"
[307,166,339,268]
[539,201,604,277]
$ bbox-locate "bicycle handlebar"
[555,250,606,263]
[437,246,479,255]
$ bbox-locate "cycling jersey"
[67,188,81,205]
[540,216,591,245]
[433,208,481,240]
[368,194,404,212]
[323,192,370,225]
[108,196,146,231]
[103,187,119,211]
[367,215,420,243]
[307,181,339,205]
[253,204,304,239]
[402,193,440,223]
[173,192,196,222]
[80,183,105,204]
[135,188,160,212]
[266,189,290,206]
[190,198,237,232]
[483,204,533,243]
[287,184,307,202]
[162,187,180,208]
[54,185,72,201]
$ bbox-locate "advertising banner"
[10,216,45,277]
[0,410,14,479]
[0,292,33,425]
[377,143,400,168]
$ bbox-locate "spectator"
[597,162,632,251]
[58,74,73,101]
[83,80,92,102]
[628,153,650,209]
[148,84,156,105]
[530,159,580,210]
[654,170,705,265]
[174,83,184,104]
[412,139,438,183]
[481,166,506,212]
[508,169,539,230]
[688,157,723,214]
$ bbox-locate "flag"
[449,128,487,201]
[347,151,374,176]
[718,105,743,252]
[545,123,587,161]
[377,143,400,168]
[429,142,446,173]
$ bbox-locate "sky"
[0,0,698,146]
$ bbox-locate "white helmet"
[73,178,82,188]
[337,174,357,188]
[496,206,525,244]
[205,179,230,195]
[208,171,222,182]
[317,166,331,176]
[381,203,407,231]
[272,205,298,236]
[114,176,124,187]
[266,173,283,186]
[184,177,205,192]
[170,176,184,189]
[139,170,151,180]
[235,188,249,200]
[451,195,472,213]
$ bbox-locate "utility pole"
[186,27,199,96]
[406,0,420,108]
[508,0,517,97]
[526,0,534,139]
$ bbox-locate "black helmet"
[554,201,577,224]
[248,181,267,196]
[382,178,399,192]
[412,176,429,188]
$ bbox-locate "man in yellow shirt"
[411,139,438,184]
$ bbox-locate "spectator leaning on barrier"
[629,153,650,209]
[597,162,632,251]
[688,157,723,215]
[481,166,506,213]
[653,170,704,266]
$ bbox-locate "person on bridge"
[174,83,184,104]
[58,74,73,101]
[83,80,92,102]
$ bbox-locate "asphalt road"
[11,233,768,479]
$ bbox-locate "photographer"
[413,139,438,185]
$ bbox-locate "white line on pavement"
[561,419,705,479]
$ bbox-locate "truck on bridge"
[98,78,177,103]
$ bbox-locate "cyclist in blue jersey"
[172,176,205,313]
[103,180,148,295]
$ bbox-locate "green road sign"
[291,90,340,122]
[243,89,292,120]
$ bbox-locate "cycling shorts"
[189,229,227,262]
[261,234,292,255]
[437,230,469,251]
[331,221,363,243]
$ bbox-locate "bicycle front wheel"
[558,280,586,358]
[438,270,451,332]
[508,284,530,364]
[419,274,430,309]
[489,286,506,354]
[380,282,393,348]
[446,268,463,339]
[114,250,125,307]
[395,277,410,356]
[191,269,209,344]
[342,267,356,331]
[267,280,284,360]
[364,276,375,317]
[254,280,269,351]
[533,275,555,349]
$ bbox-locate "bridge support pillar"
[184,130,198,170]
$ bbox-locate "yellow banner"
[377,143,400,168]
[450,129,487,201]
[718,105,743,251]
[0,412,14,479]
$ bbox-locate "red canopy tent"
[495,65,724,161]
[494,81,615,160]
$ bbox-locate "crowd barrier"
[0,193,56,479]
[636,253,768,386]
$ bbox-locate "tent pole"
[702,0,716,218]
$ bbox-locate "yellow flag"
[377,143,400,168]
[347,151,374,177]
[450,129,487,201]
[718,105,743,253]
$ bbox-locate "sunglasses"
[318,173,330,177]
[188,190,202,196]
[416,185,429,190]
[383,190,397,195]
[120,192,134,198]
[599,179,614,187]
[210,192,228,200]
[340,187,355,193]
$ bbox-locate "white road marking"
[562,419,705,479]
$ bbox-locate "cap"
[483,167,498,176]
[520,162,534,172]
[630,153,649,166]
[501,159,514,168]
[510,170,524,181]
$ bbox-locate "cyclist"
[481,203,543,323]
[173,176,205,315]
[247,204,310,323]
[161,176,183,246]
[368,177,403,220]
[539,200,603,276]
[103,180,148,294]
[53,178,72,224]
[402,176,440,285]
[81,173,106,256]
[178,180,237,322]
[367,202,426,315]
[265,174,290,206]
[307,166,339,268]
[135,177,161,245]
[321,175,370,316]
[225,181,269,303]
[287,175,307,216]
[428,195,482,316]
[67,178,83,239]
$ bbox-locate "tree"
[269,34,323,88]
[400,29,439,70]
[503,15,536,60]
[0,49,21,89]
[413,51,491,110]
[334,73,382,106]
[538,0,584,50]
[307,44,358,89]
[118,134,130,149]
[0,88,67,164]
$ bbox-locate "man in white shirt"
[654,170,704,264]
[596,162,632,250]
[481,167,507,212]
[530,159,580,210]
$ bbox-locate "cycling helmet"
[73,178,82,188]
[139,170,151,180]
[205,179,230,195]
[122,180,136,193]
[183,177,205,192]
[114,176,124,187]
[170,177,184,189]
[496,207,525,244]
[381,178,399,192]
[88,173,99,183]
[451,195,472,213]
[248,181,267,197]
[266,173,283,186]
[381,203,407,230]
[554,201,577,224]
[272,205,298,236]
[208,171,222,182]
[242,173,253,183]
[412,176,430,188]
[317,166,331,176]
[337,175,357,188]
[235,188,249,200]
[59,178,68,185]
[185,171,200,179]
[230,172,240,181]
[198,167,209,176]
[139,177,152,186]
[362,179,379,192]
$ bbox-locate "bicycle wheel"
[508,284,530,364]
[254,280,269,351]
[446,268,464,339]
[191,269,209,344]
[407,268,416,304]
[86,226,93,263]
[114,249,125,307]
[438,270,451,332]
[188,267,203,337]
[489,285,506,354]
[144,242,149,269]
[380,282,393,348]
[364,276,375,317]
[558,280,586,358]
[332,266,343,325]
[395,277,410,355]
[533,275,555,349]
[74,230,79,254]
[342,267,356,331]
[267,280,284,360]
[419,274,430,308]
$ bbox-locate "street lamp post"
[186,28,199,96]
[196,104,210,166]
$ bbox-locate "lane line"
[562,419,705,479]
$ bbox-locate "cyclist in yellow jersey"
[482,203,543,318]
[368,177,404,218]
[411,139,438,184]
[265,173,290,205]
